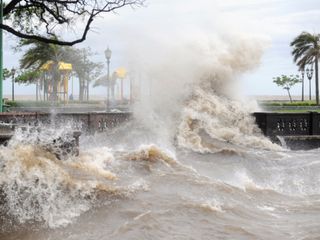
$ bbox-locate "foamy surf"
[0,140,178,230]
[176,88,282,153]
[1,126,320,240]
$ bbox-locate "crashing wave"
[176,88,281,153]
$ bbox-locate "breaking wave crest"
[0,143,120,229]
[128,34,279,155]
[176,88,281,153]
[0,126,178,230]
[124,144,176,165]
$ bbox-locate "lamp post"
[300,68,305,101]
[306,64,314,101]
[83,51,89,101]
[0,0,3,112]
[104,47,112,111]
[11,68,15,101]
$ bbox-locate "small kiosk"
[40,61,73,103]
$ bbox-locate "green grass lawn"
[272,109,320,113]
[259,100,318,107]
[258,100,320,113]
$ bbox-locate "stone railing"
[0,112,132,134]
[253,112,320,138]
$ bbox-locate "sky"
[3,0,320,98]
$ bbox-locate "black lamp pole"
[300,68,305,101]
[306,64,314,101]
[11,68,16,101]
[104,47,112,111]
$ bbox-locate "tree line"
[1,0,144,103]
[5,39,103,102]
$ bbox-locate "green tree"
[290,32,320,105]
[2,0,144,45]
[3,68,11,79]
[17,39,102,101]
[15,69,41,84]
[62,48,103,101]
[17,39,64,101]
[18,39,62,69]
[273,75,301,103]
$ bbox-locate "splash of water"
[0,125,177,229]
[127,34,277,152]
[176,87,281,153]
[0,126,120,229]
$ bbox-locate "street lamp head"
[306,66,314,80]
[104,47,112,60]
[11,68,16,76]
[300,67,305,78]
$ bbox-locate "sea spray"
[0,125,178,230]
[0,126,121,229]
[176,88,281,152]
[126,33,277,151]
[0,144,94,228]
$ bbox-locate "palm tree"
[17,40,102,102]
[63,48,103,101]
[18,39,64,101]
[290,32,320,105]
[19,39,61,69]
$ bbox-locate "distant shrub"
[282,101,317,106]
[4,100,18,107]
[263,102,282,106]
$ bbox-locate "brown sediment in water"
[124,145,176,165]
[66,161,117,180]
[176,88,282,153]
[12,145,60,170]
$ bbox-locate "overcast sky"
[3,0,320,98]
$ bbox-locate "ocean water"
[1,88,319,240]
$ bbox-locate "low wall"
[2,111,319,137]
[0,112,132,134]
[253,112,320,138]
[2,111,319,150]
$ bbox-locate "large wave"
[176,87,281,153]
[129,33,279,152]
